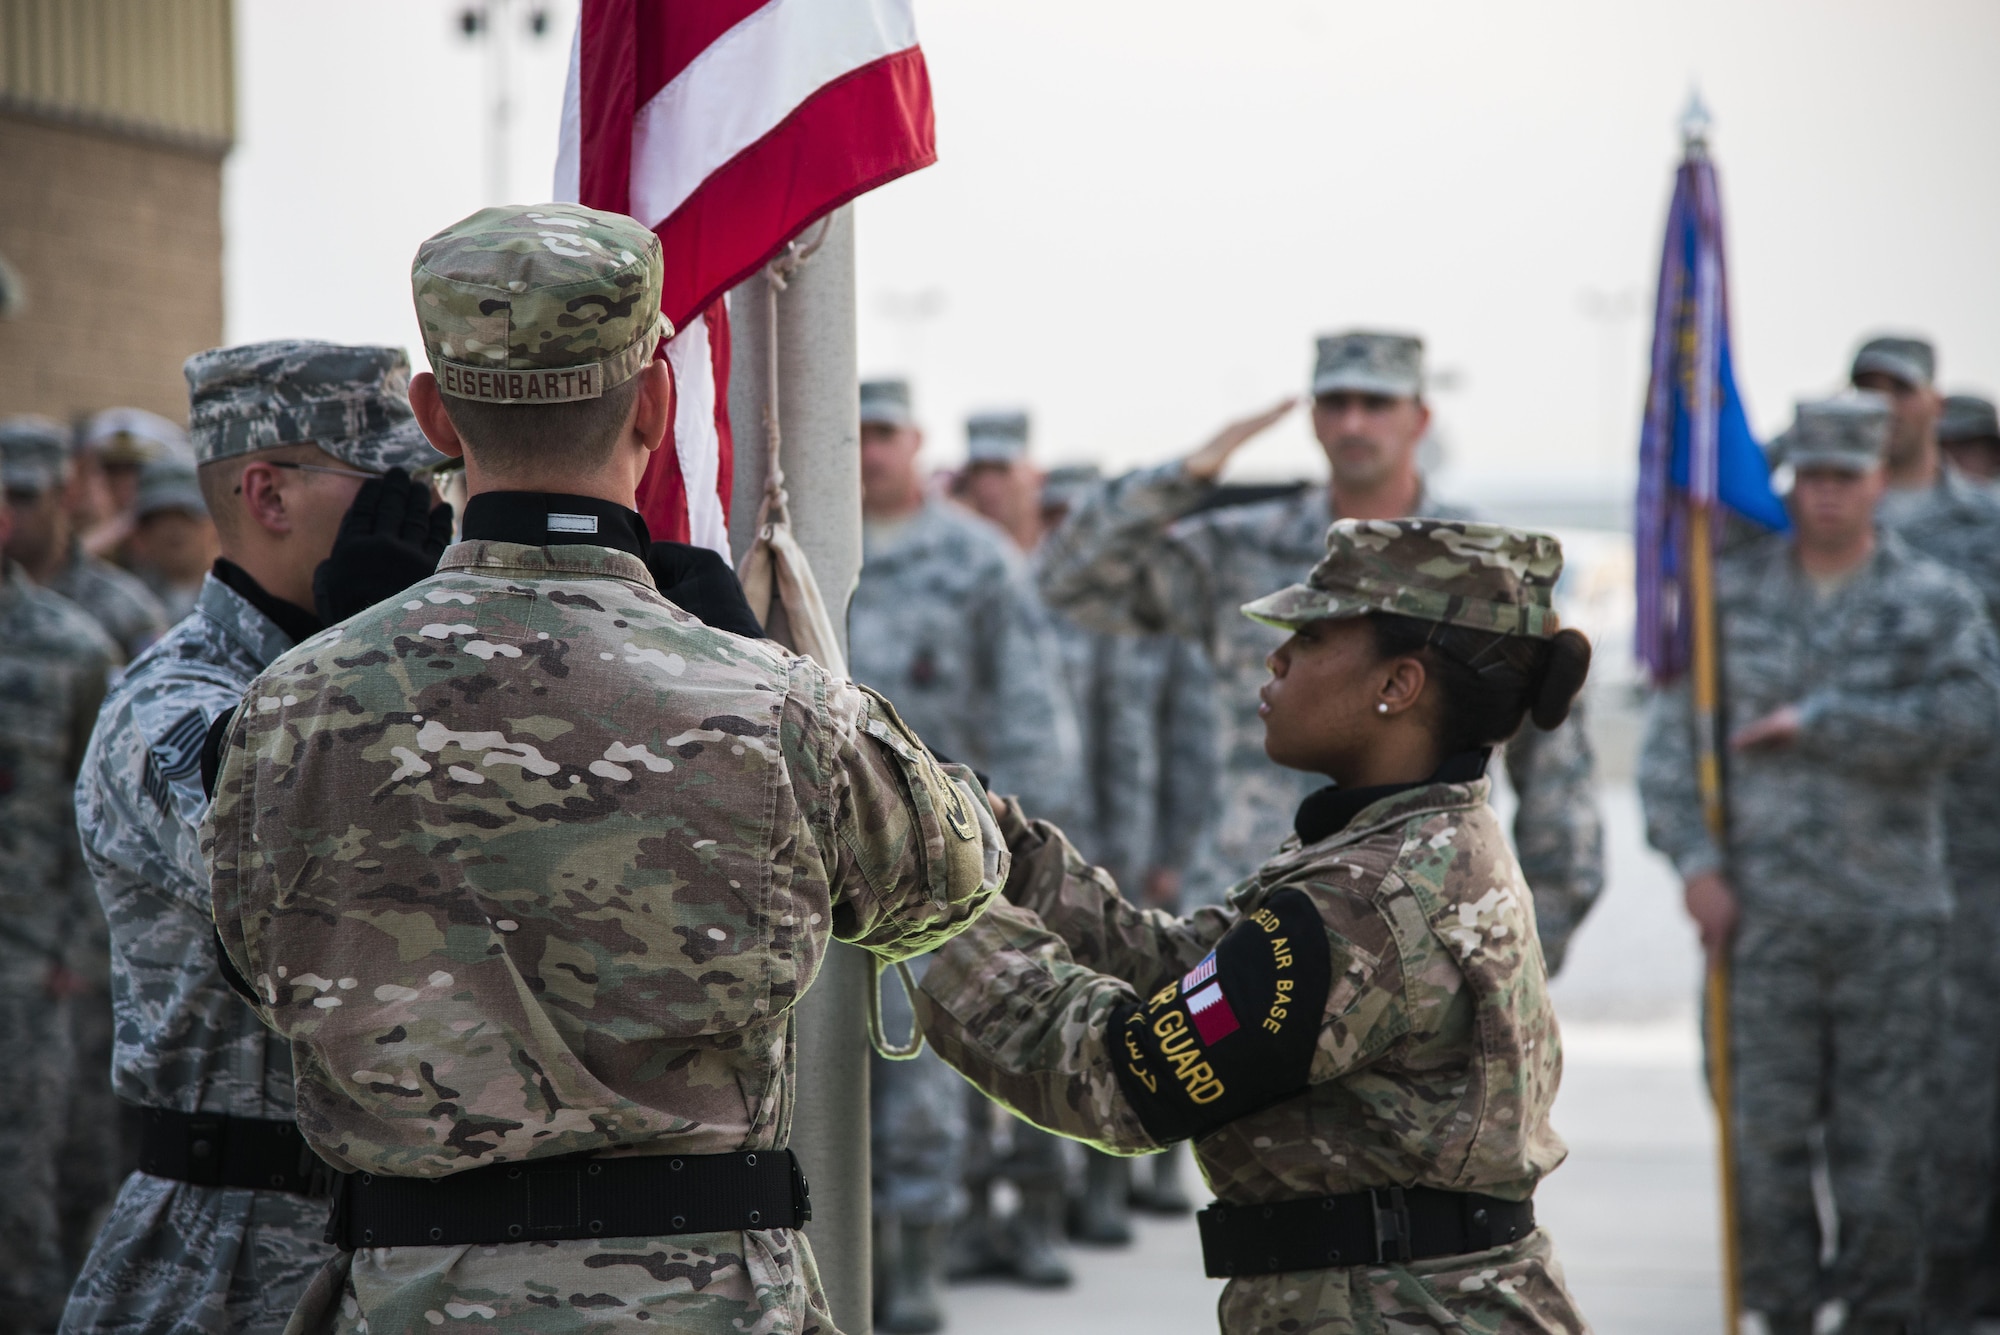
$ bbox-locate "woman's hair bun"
[1529,628,1592,731]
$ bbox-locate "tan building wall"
[0,0,233,426]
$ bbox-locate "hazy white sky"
[227,0,2000,495]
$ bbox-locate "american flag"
[554,0,938,556]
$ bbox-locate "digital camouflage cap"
[1311,330,1425,398]
[0,415,71,492]
[966,410,1030,463]
[1940,394,2000,446]
[412,203,668,406]
[1850,334,1935,390]
[184,340,443,474]
[860,378,914,427]
[1781,392,1890,472]
[1242,518,1564,638]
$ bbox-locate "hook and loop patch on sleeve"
[1108,887,1332,1145]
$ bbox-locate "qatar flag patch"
[1186,981,1240,1044]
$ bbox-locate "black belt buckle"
[1369,1186,1411,1264]
[791,1155,813,1226]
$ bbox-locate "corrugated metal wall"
[0,0,232,152]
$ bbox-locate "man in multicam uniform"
[204,204,1008,1335]
[0,414,168,658]
[1846,337,2000,1332]
[0,432,119,1333]
[1641,393,2000,1335]
[63,341,450,1335]
[1039,331,1603,972]
[917,518,1591,1334]
[852,390,1082,1328]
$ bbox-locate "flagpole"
[1688,500,1741,1335]
[728,207,874,1333]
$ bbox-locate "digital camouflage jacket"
[205,539,1007,1335]
[916,778,1584,1334]
[1037,463,1603,969]
[65,574,328,1335]
[1639,530,2000,920]
[0,560,116,992]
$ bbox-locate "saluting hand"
[1729,705,1803,751]
[1183,398,1299,483]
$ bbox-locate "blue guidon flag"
[1634,112,1788,685]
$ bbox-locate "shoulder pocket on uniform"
[1108,887,1332,1144]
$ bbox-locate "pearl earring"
[1376,703,1389,715]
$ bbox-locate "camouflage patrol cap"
[1311,330,1425,398]
[1850,335,1935,390]
[0,414,71,492]
[966,410,1030,463]
[860,378,914,427]
[185,341,442,473]
[133,456,208,520]
[412,203,669,405]
[1242,518,1563,638]
[1782,392,1891,473]
[1940,393,2000,445]
[78,407,188,466]
[1040,462,1101,512]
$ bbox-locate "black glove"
[312,468,454,626]
[645,541,766,639]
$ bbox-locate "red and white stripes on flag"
[555,0,938,556]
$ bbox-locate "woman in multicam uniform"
[913,517,1593,1334]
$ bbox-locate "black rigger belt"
[325,1148,812,1249]
[134,1105,335,1197]
[1198,1186,1535,1277]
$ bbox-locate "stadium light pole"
[727,206,871,1334]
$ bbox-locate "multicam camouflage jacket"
[65,572,329,1335]
[1038,463,1603,969]
[916,775,1582,1334]
[0,561,115,993]
[1639,530,2000,919]
[1878,466,2000,893]
[851,497,1083,830]
[204,538,1007,1334]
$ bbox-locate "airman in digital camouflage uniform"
[0,429,119,1333]
[63,341,449,1335]
[1847,337,2000,1330]
[204,204,1008,1335]
[1641,393,2000,1335]
[852,390,1081,1328]
[918,518,1593,1334]
[1039,331,1604,971]
[0,414,168,658]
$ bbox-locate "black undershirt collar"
[461,491,650,559]
[211,559,322,647]
[1293,749,1491,845]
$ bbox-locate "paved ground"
[946,783,1734,1334]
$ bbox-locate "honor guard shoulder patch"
[1107,887,1332,1145]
